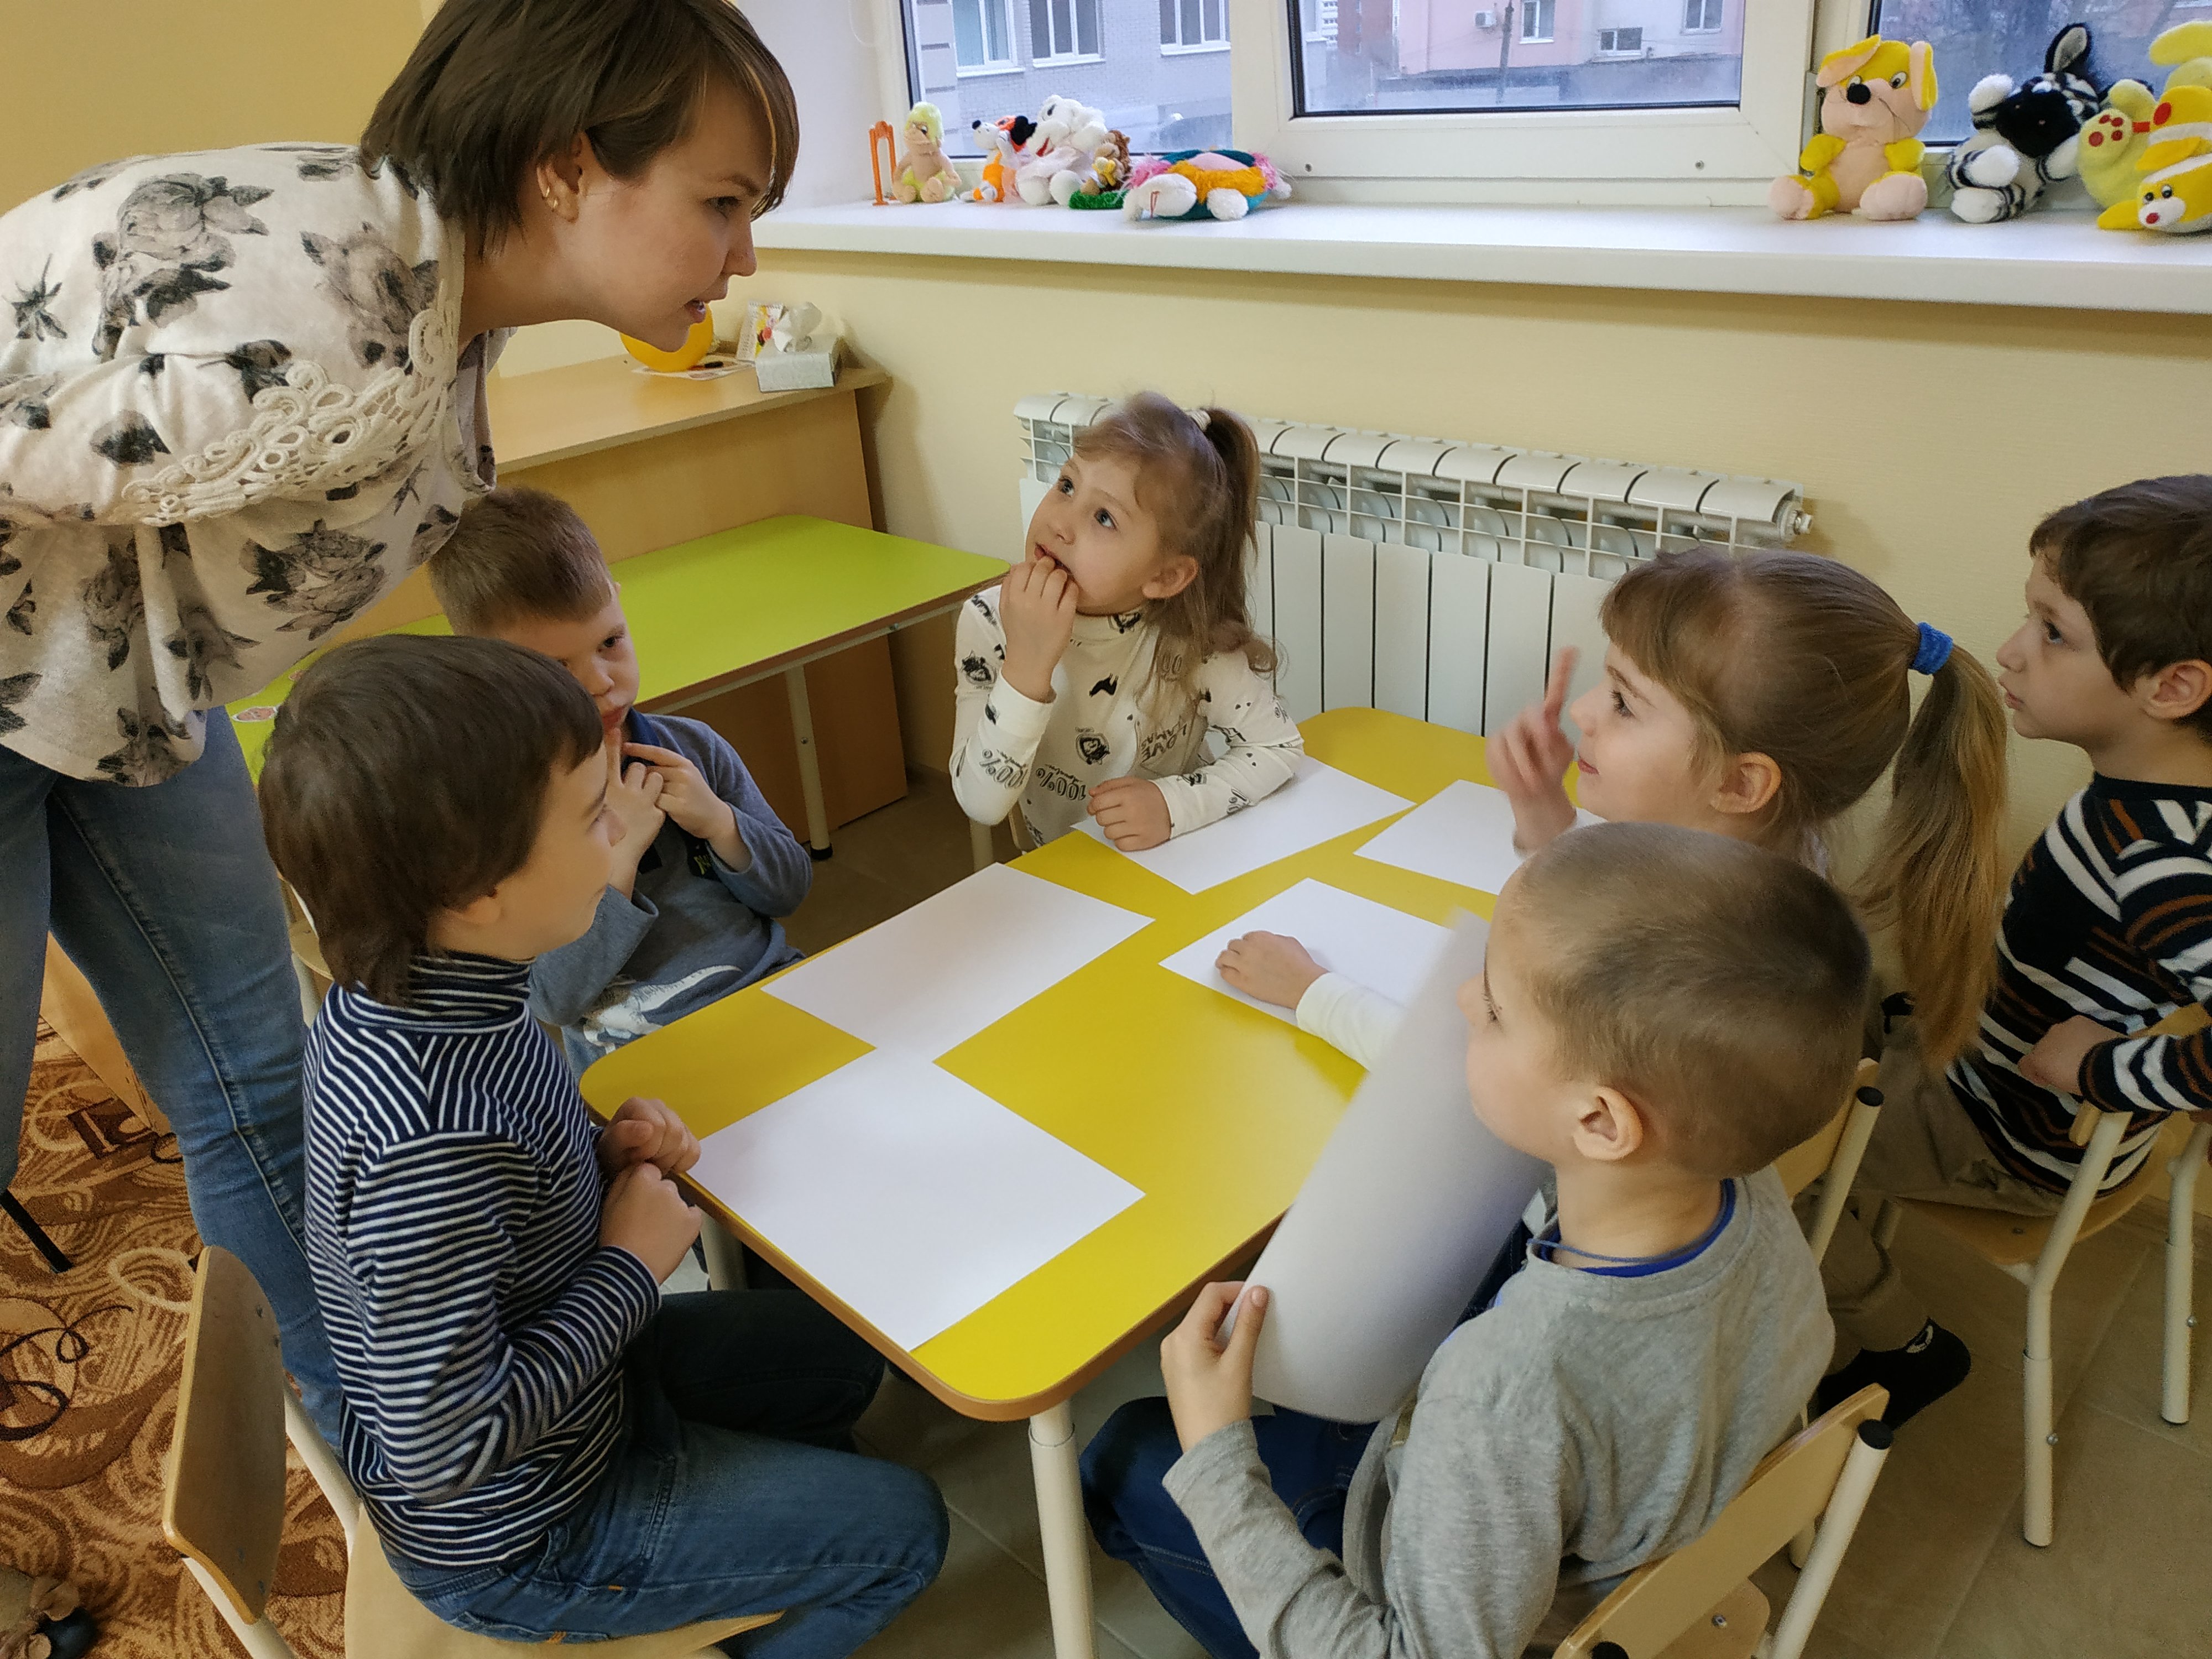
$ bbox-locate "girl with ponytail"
[952,391,1301,848]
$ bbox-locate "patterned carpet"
[1,1022,344,1657]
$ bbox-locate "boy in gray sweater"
[429,488,810,1073]
[1083,822,1864,1658]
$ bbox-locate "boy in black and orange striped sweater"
[1822,476,2212,1426]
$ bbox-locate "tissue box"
[754,338,840,392]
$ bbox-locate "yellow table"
[580,706,1503,1659]
[226,514,1005,853]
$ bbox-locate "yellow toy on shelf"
[620,316,716,373]
[2098,82,2212,233]
[2081,21,2212,225]
[890,102,963,204]
[1770,34,1937,221]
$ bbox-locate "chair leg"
[969,817,996,873]
[2163,1124,2211,1425]
[1870,1197,1903,1251]
[1,1190,72,1272]
[1767,1422,1893,1659]
[181,1558,299,1659]
[700,1216,749,1291]
[283,1390,357,1556]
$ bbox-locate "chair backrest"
[1774,1058,1880,1201]
[1551,1386,1890,1659]
[162,1245,290,1626]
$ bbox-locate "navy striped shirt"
[304,952,661,1569]
[1950,777,2212,1194]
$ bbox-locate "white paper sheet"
[1241,915,1547,1422]
[690,1050,1142,1352]
[1076,758,1411,893]
[764,863,1149,1056]
[1354,779,1601,896]
[1158,879,1449,1026]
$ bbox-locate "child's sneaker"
[1817,1319,1972,1427]
[0,1565,97,1659]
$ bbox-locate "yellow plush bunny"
[1771,35,1938,221]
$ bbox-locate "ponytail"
[1854,645,2010,1067]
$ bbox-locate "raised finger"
[1542,648,1578,721]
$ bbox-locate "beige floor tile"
[2068,1211,2212,1457]
[1937,1402,2212,1659]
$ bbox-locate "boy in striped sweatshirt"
[260,635,945,1656]
[1820,476,2212,1425]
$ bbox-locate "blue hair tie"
[1912,622,1953,676]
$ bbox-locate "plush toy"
[1945,24,2103,222]
[968,114,1040,204]
[2081,21,2212,219]
[1122,149,1291,222]
[1066,128,1131,210]
[1770,34,1938,221]
[0,1567,95,1659]
[1021,95,1109,206]
[890,102,963,204]
[2099,82,2212,232]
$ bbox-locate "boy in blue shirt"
[260,635,945,1653]
[429,486,811,1073]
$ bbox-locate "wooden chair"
[1870,1003,2212,1547]
[164,1246,780,1658]
[1773,1058,1883,1266]
[1551,1385,1892,1659]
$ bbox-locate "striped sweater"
[1950,776,2212,1194]
[303,953,661,1569]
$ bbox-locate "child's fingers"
[1222,1286,1269,1365]
[1182,1280,1244,1343]
[1541,648,1578,721]
[622,742,688,769]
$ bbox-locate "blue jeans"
[1,712,341,1433]
[394,1290,948,1657]
[1082,1399,1374,1659]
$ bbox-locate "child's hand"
[1000,550,1079,703]
[1161,1281,1267,1454]
[598,1095,701,1178]
[1089,776,1171,850]
[2018,1015,2119,1097]
[1485,648,1580,853]
[606,740,667,895]
[599,1162,700,1283]
[624,741,747,869]
[1217,932,1327,1010]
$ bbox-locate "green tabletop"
[228,515,1006,776]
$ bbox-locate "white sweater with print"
[950,586,1303,845]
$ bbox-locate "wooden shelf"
[486,353,889,473]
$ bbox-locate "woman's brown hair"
[362,0,799,253]
[1071,392,1274,706]
[1600,549,2008,1066]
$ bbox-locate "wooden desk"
[579,707,1500,1658]
[229,515,1003,853]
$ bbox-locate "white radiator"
[1013,394,1810,738]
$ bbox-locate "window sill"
[753,200,2210,315]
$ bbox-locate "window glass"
[1295,1,1741,116]
[1873,1,2193,145]
[904,0,1232,155]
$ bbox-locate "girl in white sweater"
[952,393,1301,849]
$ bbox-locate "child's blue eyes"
[1610,689,1630,717]
[1056,476,1074,494]
[2043,622,2063,645]
[1094,509,1115,529]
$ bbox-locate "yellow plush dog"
[1771,35,1938,221]
[2099,82,2212,233]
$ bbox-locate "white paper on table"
[1241,914,1547,1422]
[764,862,1149,1056]
[1157,879,1449,1026]
[1355,779,1601,896]
[1076,758,1411,893]
[691,1050,1142,1352]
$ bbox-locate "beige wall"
[745,250,2209,860]
[0,0,426,211]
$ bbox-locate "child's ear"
[2140,659,2212,727]
[1571,1085,1647,1165]
[1709,750,1782,821]
[1144,555,1199,603]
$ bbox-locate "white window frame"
[1520,0,1555,44]
[1683,0,1724,34]
[1229,0,1843,199]
[1161,0,1230,56]
[1030,0,1104,67]
[950,0,1020,76]
[1595,27,1644,55]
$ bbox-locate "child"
[1084,822,1867,1659]
[1817,476,2212,1421]
[260,634,946,1651]
[429,487,810,1073]
[1220,548,2008,1085]
[952,392,1302,849]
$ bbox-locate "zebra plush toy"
[1947,23,2104,223]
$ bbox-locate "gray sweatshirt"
[1164,1167,1830,1659]
[530,711,810,1073]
